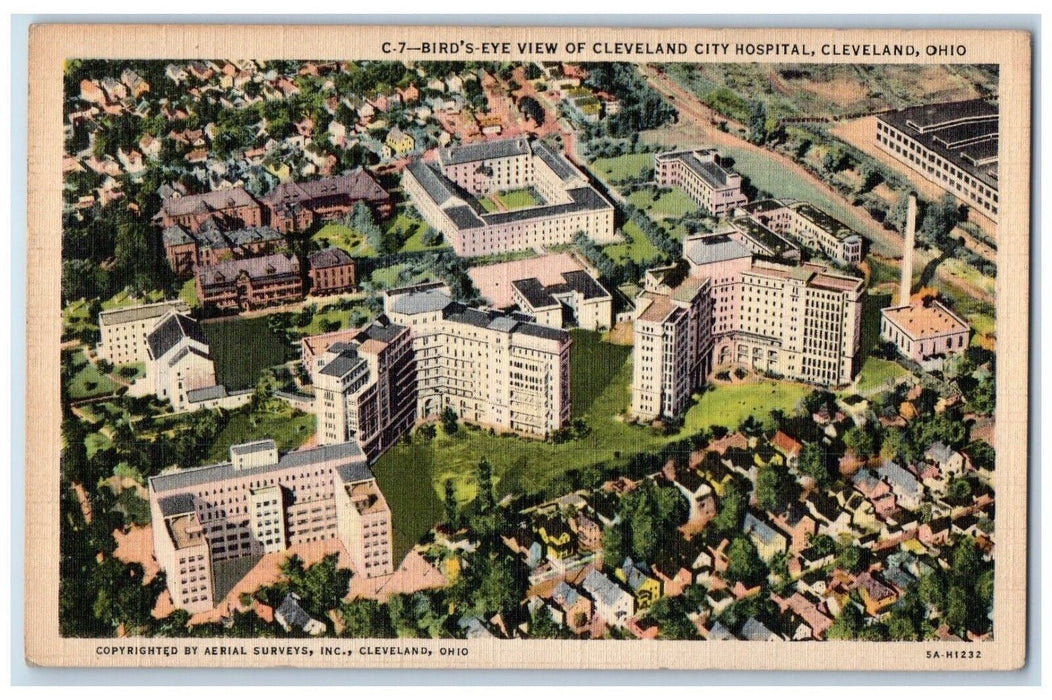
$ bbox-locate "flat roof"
[468,252,585,308]
[878,99,999,191]
[684,234,753,267]
[881,300,969,339]
[149,441,367,494]
[98,299,190,327]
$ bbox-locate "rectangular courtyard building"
[403,136,616,257]
[654,149,748,217]
[148,440,393,614]
[876,99,999,221]
[383,282,572,438]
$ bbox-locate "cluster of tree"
[253,554,352,630]
[582,63,677,137]
[601,478,689,564]
[624,206,682,260]
[517,95,545,126]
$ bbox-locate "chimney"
[899,194,917,307]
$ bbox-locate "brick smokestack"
[899,194,917,307]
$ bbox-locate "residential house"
[548,581,592,634]
[853,572,899,616]
[580,569,634,628]
[615,558,663,611]
[536,516,576,561]
[771,430,803,467]
[275,593,327,635]
[743,512,788,561]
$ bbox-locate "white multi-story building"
[149,440,393,613]
[143,310,219,412]
[876,99,999,222]
[632,234,865,420]
[97,299,190,365]
[383,283,572,437]
[654,149,748,216]
[739,199,863,265]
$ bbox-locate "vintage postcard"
[25,23,1030,670]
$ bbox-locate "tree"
[755,464,798,513]
[340,599,395,638]
[712,481,747,536]
[476,457,495,513]
[725,536,767,588]
[835,544,869,574]
[843,424,878,460]
[443,479,459,527]
[602,524,626,565]
[827,603,863,640]
[797,442,832,488]
[440,406,459,435]
[748,101,767,144]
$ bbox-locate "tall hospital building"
[312,283,572,446]
[148,440,392,613]
[632,234,864,420]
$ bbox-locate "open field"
[854,357,910,396]
[101,289,166,311]
[682,379,811,434]
[178,278,199,308]
[62,299,97,338]
[589,153,654,181]
[627,186,697,220]
[201,316,291,390]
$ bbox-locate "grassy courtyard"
[627,186,697,220]
[602,220,661,264]
[313,223,378,257]
[496,188,541,210]
[588,153,654,182]
[853,357,910,396]
[201,316,291,390]
[205,402,317,463]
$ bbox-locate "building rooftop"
[196,253,299,287]
[684,233,753,267]
[789,203,858,242]
[98,299,190,327]
[149,441,368,494]
[406,160,461,207]
[467,252,588,308]
[881,299,969,340]
[263,169,389,208]
[308,246,353,270]
[161,187,258,218]
[878,99,999,191]
[146,311,208,360]
[439,136,531,166]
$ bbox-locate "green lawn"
[314,223,378,258]
[63,299,97,337]
[206,402,316,463]
[85,431,112,458]
[854,357,909,395]
[603,219,661,264]
[101,289,166,311]
[496,188,541,210]
[682,379,811,433]
[370,263,436,290]
[67,350,118,400]
[178,278,199,309]
[627,186,697,219]
[478,196,499,213]
[372,330,818,555]
[201,317,291,390]
[589,153,654,182]
[292,303,376,337]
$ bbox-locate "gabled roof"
[146,312,208,360]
